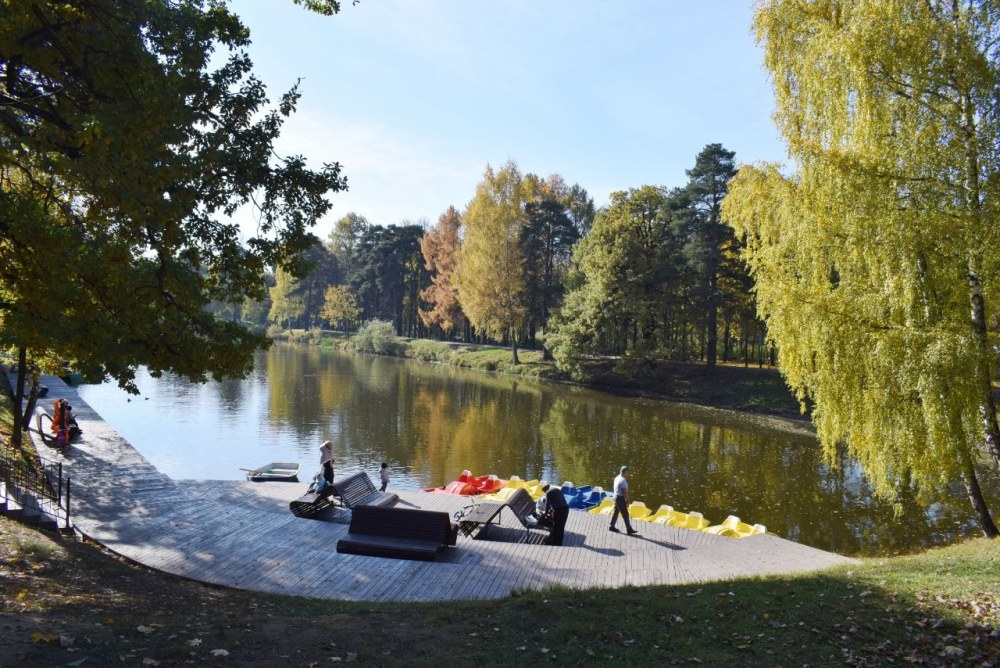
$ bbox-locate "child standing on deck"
[379,462,389,492]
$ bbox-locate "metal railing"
[0,451,71,530]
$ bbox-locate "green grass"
[0,510,995,666]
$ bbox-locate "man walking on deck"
[609,465,638,535]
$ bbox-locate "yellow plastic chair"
[645,504,678,524]
[627,501,652,521]
[587,497,615,515]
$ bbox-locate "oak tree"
[0,1,346,444]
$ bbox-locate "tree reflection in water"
[78,344,999,557]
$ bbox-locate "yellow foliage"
[724,1,1000,513]
[454,161,530,344]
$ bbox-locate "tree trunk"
[960,446,999,537]
[968,271,1000,469]
[12,346,27,448]
[22,369,41,438]
[722,312,732,363]
[706,274,718,369]
[511,333,520,365]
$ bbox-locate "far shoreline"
[275,329,814,436]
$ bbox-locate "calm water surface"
[76,344,999,557]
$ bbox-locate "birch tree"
[723,0,1000,536]
[454,161,529,363]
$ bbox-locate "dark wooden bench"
[336,505,458,561]
[289,471,398,519]
[288,485,337,518]
[505,488,552,542]
[332,471,399,508]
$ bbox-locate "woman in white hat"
[319,440,335,486]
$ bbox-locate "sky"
[231,0,788,239]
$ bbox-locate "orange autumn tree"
[419,206,465,336]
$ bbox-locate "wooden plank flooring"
[13,374,857,602]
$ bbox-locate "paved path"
[18,374,857,602]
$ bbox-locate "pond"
[76,343,999,557]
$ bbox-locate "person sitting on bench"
[530,482,553,528]
[541,483,569,546]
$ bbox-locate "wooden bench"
[505,488,552,542]
[288,485,337,518]
[331,471,398,509]
[289,471,398,519]
[336,505,458,561]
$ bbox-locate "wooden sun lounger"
[331,471,398,509]
[289,470,397,519]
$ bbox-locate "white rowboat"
[243,462,301,481]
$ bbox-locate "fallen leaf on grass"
[939,646,964,658]
[31,631,57,644]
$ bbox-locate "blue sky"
[232,0,787,238]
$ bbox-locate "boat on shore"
[244,462,301,481]
[423,470,507,495]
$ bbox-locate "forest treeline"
[234,143,770,379]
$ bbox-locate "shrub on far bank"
[352,320,401,355]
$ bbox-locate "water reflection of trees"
[538,395,992,556]
[259,345,997,556]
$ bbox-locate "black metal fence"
[0,451,71,530]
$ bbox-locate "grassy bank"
[1,514,996,666]
[295,330,806,419]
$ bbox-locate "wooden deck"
[17,375,857,602]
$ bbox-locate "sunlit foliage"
[724,0,1000,534]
